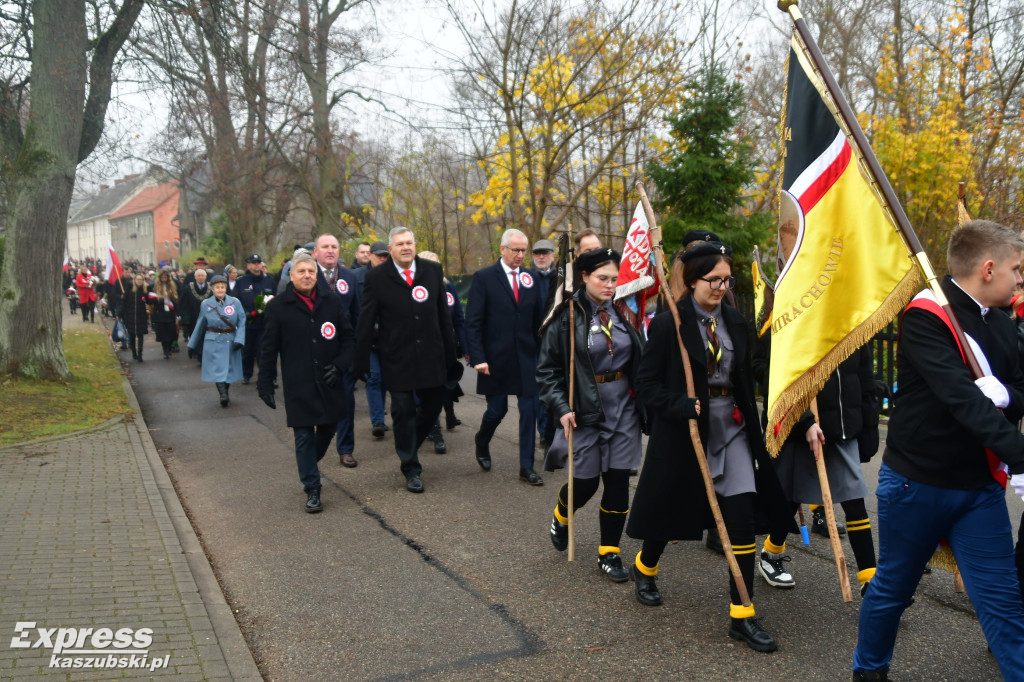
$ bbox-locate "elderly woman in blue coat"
[188,274,246,406]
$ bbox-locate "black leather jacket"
[536,290,647,431]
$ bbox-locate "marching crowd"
[65,220,1024,680]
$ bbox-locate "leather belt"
[207,327,233,334]
[708,386,732,397]
[594,370,626,384]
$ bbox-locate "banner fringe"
[766,266,920,456]
[614,275,655,300]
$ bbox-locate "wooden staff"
[566,236,577,563]
[809,398,853,602]
[637,182,750,607]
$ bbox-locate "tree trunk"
[0,0,87,379]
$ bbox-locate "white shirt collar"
[950,278,989,316]
[499,260,519,276]
[393,259,416,277]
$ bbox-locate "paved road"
[129,339,1020,681]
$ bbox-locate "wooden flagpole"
[810,398,853,601]
[637,182,751,607]
[566,232,577,562]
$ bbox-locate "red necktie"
[403,269,413,286]
[511,269,519,303]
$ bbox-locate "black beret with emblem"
[575,247,621,274]
[679,241,732,263]
[681,229,721,246]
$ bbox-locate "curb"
[113,326,263,679]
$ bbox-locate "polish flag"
[104,242,123,284]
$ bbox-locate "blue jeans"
[293,424,334,493]
[477,394,538,470]
[335,369,356,455]
[854,463,1024,678]
[365,351,386,426]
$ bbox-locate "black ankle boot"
[429,420,446,453]
[728,617,777,652]
[852,669,888,681]
[217,382,229,407]
[445,405,461,430]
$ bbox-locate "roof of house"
[69,174,149,224]
[110,181,179,220]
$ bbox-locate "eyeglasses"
[699,276,736,290]
[504,248,528,255]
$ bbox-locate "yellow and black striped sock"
[846,517,876,575]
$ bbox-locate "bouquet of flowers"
[254,293,274,315]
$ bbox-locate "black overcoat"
[626,299,795,541]
[258,281,355,428]
[465,261,544,397]
[120,287,150,337]
[353,257,456,392]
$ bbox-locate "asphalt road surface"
[128,345,1021,681]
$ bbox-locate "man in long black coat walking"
[257,251,355,514]
[465,228,545,486]
[354,227,457,493]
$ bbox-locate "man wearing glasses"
[466,228,546,486]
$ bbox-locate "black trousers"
[125,332,144,358]
[389,386,444,477]
[242,321,265,379]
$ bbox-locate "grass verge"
[0,321,131,446]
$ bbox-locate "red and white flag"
[614,201,659,330]
[104,242,123,284]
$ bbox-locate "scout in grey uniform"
[537,248,645,582]
[188,275,246,407]
[625,241,796,653]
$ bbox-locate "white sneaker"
[758,551,795,588]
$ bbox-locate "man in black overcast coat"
[257,251,354,514]
[354,227,457,493]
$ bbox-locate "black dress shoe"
[305,491,323,513]
[475,439,491,471]
[242,377,251,385]
[852,670,888,681]
[629,564,662,606]
[371,423,385,438]
[598,553,629,582]
[728,617,778,652]
[550,515,567,551]
[519,468,543,485]
[434,439,447,454]
[406,475,424,493]
[446,415,462,430]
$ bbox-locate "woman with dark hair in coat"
[537,247,645,583]
[625,241,795,653]
[121,273,150,362]
[150,269,179,359]
[257,251,355,514]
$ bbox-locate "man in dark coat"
[465,228,545,486]
[854,220,1024,681]
[236,253,277,384]
[311,234,361,469]
[354,227,457,493]
[257,251,354,514]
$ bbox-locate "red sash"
[902,296,1008,488]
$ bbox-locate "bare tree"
[0,0,144,379]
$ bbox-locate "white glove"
[975,376,1010,409]
[1011,475,1024,500]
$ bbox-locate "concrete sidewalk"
[0,313,260,680]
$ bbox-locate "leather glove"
[1011,474,1024,500]
[259,392,276,409]
[323,364,341,388]
[232,342,243,352]
[975,376,1010,409]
